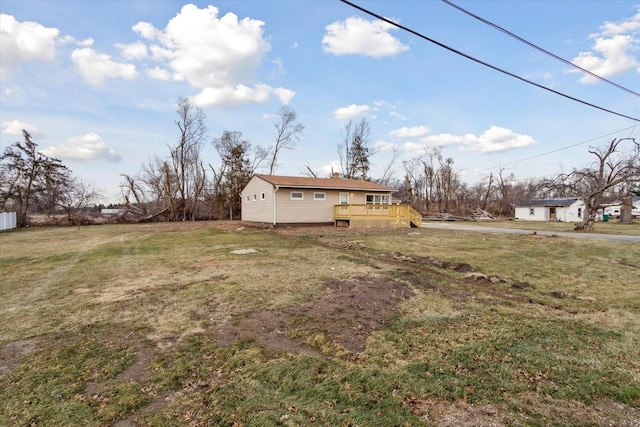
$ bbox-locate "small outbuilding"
[514,198,584,222]
[241,174,421,228]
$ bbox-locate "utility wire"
[441,0,640,98]
[339,0,640,122]
[459,125,639,176]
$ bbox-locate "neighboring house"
[241,174,421,228]
[604,196,640,218]
[101,208,125,216]
[514,198,585,222]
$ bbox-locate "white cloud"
[390,125,431,138]
[403,141,429,157]
[116,41,148,60]
[130,4,290,107]
[192,84,294,108]
[374,140,398,152]
[58,35,94,47]
[334,104,370,120]
[2,119,39,136]
[319,160,343,176]
[322,16,409,58]
[271,58,286,77]
[459,126,535,153]
[390,111,408,121]
[402,126,535,155]
[0,14,59,79]
[596,7,640,37]
[71,48,138,85]
[132,21,161,40]
[42,133,122,162]
[146,66,172,81]
[567,9,640,82]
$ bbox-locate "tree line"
[1,97,638,231]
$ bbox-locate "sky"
[1,0,639,203]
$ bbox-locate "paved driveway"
[422,222,640,243]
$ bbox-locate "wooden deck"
[334,204,422,228]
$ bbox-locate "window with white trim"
[365,194,390,205]
[290,191,304,200]
[313,192,326,201]
[529,208,535,215]
[261,192,265,200]
[246,195,250,202]
[253,194,257,201]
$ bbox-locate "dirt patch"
[405,396,640,427]
[389,252,474,273]
[512,281,534,290]
[211,275,414,355]
[406,397,527,426]
[0,338,41,378]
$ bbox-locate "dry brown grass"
[1,221,638,426]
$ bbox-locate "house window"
[246,195,250,202]
[290,191,304,200]
[313,192,326,201]
[253,194,257,201]
[261,192,265,201]
[577,207,582,218]
[529,208,535,215]
[366,194,390,205]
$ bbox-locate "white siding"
[0,212,17,230]
[515,206,547,221]
[515,200,584,222]
[556,201,584,222]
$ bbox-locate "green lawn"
[1,222,639,426]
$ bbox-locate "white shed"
[514,198,584,222]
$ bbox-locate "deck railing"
[334,204,422,228]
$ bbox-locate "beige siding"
[275,189,337,223]
[241,176,275,223]
[241,176,394,225]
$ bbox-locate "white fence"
[0,212,17,231]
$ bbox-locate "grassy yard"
[1,222,639,426]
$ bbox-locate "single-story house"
[514,198,584,222]
[604,196,640,218]
[241,174,421,228]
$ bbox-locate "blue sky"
[1,0,639,203]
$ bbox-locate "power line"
[441,0,640,98]
[338,0,640,122]
[459,125,639,176]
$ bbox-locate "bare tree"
[59,178,102,225]
[0,130,69,227]
[268,106,304,174]
[213,131,263,219]
[378,147,400,186]
[171,97,207,220]
[338,118,373,180]
[563,138,639,231]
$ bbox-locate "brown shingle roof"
[255,174,394,192]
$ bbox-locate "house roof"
[514,198,580,207]
[254,174,394,192]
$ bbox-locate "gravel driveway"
[422,222,640,243]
